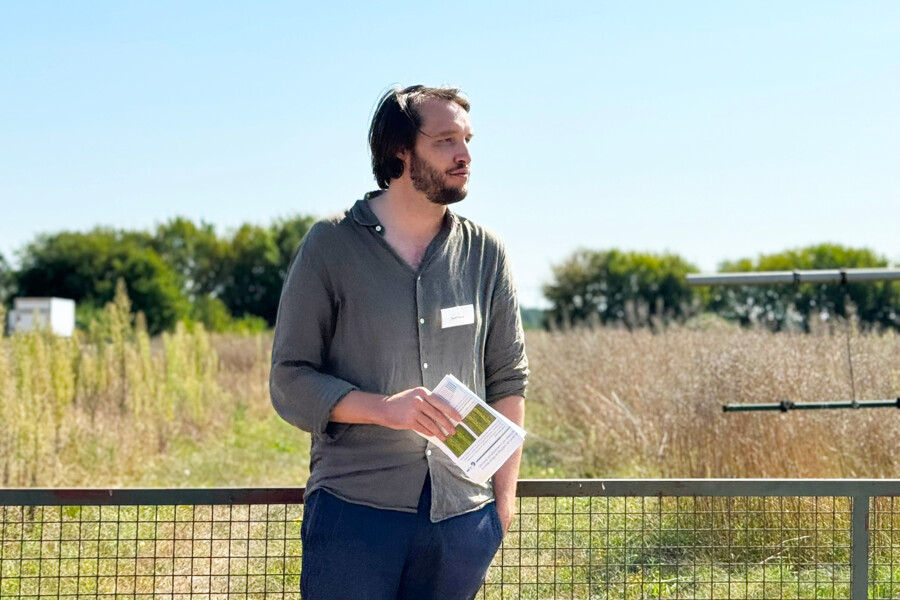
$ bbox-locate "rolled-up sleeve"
[270,224,357,437]
[484,243,529,403]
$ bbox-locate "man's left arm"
[491,394,525,535]
[483,239,529,536]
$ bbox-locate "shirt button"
[419,318,425,324]
[423,362,429,369]
[375,225,382,232]
[426,450,432,456]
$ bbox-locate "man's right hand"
[330,388,463,441]
[380,387,463,441]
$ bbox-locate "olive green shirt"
[270,198,528,522]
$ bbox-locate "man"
[270,84,528,600]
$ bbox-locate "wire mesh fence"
[0,504,301,599]
[489,494,853,599]
[2,481,900,599]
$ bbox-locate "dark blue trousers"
[300,475,503,599]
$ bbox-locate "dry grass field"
[6,309,900,598]
[3,291,900,486]
[525,323,900,480]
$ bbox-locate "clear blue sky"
[2,1,898,306]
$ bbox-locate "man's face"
[406,99,473,206]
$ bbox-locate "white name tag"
[441,304,475,329]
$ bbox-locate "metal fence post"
[851,494,870,600]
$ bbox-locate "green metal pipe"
[723,398,900,412]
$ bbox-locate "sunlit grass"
[6,308,900,597]
[0,282,274,487]
[525,324,900,479]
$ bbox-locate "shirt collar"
[350,197,381,227]
[350,195,458,232]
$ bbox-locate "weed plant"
[0,281,248,486]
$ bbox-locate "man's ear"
[388,148,409,180]
[388,150,407,181]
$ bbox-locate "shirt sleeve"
[270,223,358,439]
[484,241,529,403]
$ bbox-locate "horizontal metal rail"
[4,479,900,504]
[687,267,900,287]
[0,487,304,507]
[724,398,900,412]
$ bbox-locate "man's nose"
[456,142,471,165]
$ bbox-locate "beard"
[409,150,468,206]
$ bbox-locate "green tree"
[705,243,900,330]
[219,224,283,325]
[151,217,228,299]
[272,215,316,282]
[218,216,314,326]
[543,249,699,328]
[0,251,13,306]
[189,295,267,334]
[15,229,189,334]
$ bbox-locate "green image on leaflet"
[463,405,494,436]
[444,425,476,457]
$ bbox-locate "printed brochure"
[421,374,526,484]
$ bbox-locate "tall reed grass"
[5,291,900,486]
[526,322,900,478]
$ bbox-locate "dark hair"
[368,85,470,190]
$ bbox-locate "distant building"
[7,297,76,337]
